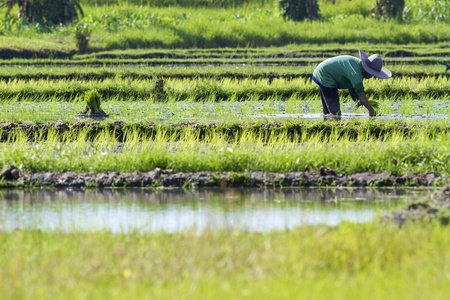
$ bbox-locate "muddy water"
[0,187,433,233]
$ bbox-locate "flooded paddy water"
[1,100,449,124]
[0,187,434,233]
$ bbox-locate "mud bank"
[0,165,446,188]
[386,184,450,226]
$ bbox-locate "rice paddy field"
[1,0,450,299]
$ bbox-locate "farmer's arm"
[356,91,377,116]
[348,88,358,101]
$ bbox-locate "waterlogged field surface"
[0,187,434,233]
[1,100,449,124]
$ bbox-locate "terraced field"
[1,2,450,299]
[0,50,449,180]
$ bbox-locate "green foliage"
[81,0,269,8]
[2,2,450,49]
[320,0,373,18]
[403,0,450,22]
[74,19,91,53]
[17,0,84,25]
[278,0,320,21]
[372,0,405,20]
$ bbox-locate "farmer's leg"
[320,89,330,114]
[319,87,341,115]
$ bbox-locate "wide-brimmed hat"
[359,50,392,79]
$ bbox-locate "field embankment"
[0,163,447,188]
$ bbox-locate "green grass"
[1,223,449,299]
[0,126,449,175]
[2,1,450,54]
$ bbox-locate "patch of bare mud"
[385,184,450,226]
[0,165,446,189]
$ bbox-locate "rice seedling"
[1,56,449,67]
[77,89,108,117]
[0,125,449,175]
[0,63,449,83]
[0,74,449,103]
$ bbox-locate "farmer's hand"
[357,92,377,117]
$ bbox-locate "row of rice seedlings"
[2,118,450,146]
[1,64,449,82]
[1,57,449,68]
[72,41,450,59]
[64,118,448,142]
[0,94,449,125]
[4,40,450,62]
[1,76,449,102]
[2,40,448,62]
[1,127,449,175]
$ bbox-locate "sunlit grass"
[2,1,450,52]
[0,223,449,299]
[0,126,449,175]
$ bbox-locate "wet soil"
[385,184,450,226]
[0,165,446,188]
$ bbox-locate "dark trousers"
[319,87,341,115]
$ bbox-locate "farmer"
[312,50,392,118]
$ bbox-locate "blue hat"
[359,50,392,79]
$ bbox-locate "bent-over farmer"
[312,50,392,118]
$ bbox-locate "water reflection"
[1,100,449,124]
[0,187,432,233]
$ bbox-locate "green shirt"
[313,55,365,100]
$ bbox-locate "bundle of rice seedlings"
[78,89,108,116]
